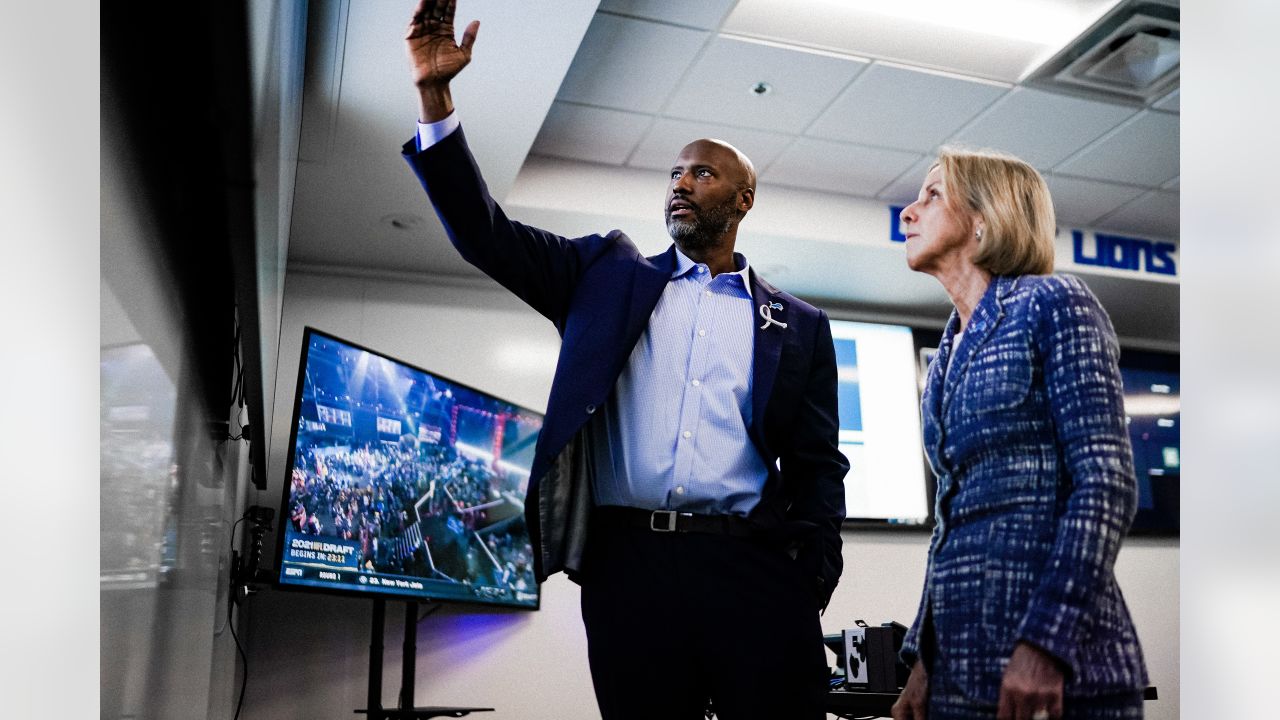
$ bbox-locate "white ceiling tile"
[556,14,709,113]
[663,36,869,133]
[598,0,738,30]
[764,138,921,197]
[1055,110,1179,187]
[1044,175,1148,226]
[627,118,793,172]
[530,102,654,165]
[1152,88,1180,113]
[1096,191,1179,239]
[948,88,1137,169]
[809,64,1009,153]
[876,157,936,203]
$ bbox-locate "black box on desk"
[842,626,898,692]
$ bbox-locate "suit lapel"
[921,311,957,436]
[620,246,677,357]
[939,276,1014,418]
[749,270,786,436]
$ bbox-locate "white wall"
[243,269,1178,719]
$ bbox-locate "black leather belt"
[593,505,760,537]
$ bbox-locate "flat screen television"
[828,319,930,526]
[274,328,542,609]
[1119,349,1179,535]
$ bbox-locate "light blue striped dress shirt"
[591,248,767,516]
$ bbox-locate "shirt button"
[691,379,701,387]
[675,486,685,495]
[682,430,692,439]
[698,329,707,337]
[704,290,712,297]
[585,404,596,414]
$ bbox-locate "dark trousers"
[579,520,829,720]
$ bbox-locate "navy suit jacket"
[402,129,848,607]
[900,274,1148,702]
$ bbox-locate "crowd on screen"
[287,436,533,591]
[485,531,536,592]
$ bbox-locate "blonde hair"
[935,147,1056,276]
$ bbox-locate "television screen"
[828,320,930,525]
[101,343,179,589]
[1119,350,1179,535]
[274,328,542,609]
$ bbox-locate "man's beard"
[666,198,739,251]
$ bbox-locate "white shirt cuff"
[416,113,460,151]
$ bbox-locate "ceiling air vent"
[1028,1,1179,104]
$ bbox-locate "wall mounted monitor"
[829,320,930,526]
[274,328,542,609]
[1119,349,1179,535]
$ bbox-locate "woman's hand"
[997,642,1064,720]
[891,659,928,719]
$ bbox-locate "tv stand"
[355,598,494,720]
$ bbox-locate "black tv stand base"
[355,707,493,719]
[357,599,494,720]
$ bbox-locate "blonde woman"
[890,149,1148,720]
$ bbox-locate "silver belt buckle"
[650,510,677,532]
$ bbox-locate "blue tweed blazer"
[900,274,1148,703]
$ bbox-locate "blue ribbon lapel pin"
[759,301,787,330]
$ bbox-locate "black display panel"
[274,328,542,608]
[1119,349,1180,535]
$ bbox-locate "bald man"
[401,3,847,718]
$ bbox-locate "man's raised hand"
[406,0,479,120]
